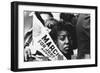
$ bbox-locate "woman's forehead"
[58,30,68,36]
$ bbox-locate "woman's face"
[56,30,70,54]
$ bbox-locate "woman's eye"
[59,36,65,41]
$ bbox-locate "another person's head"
[60,13,75,22]
[38,12,58,32]
[50,21,74,59]
[40,12,53,23]
[45,18,58,32]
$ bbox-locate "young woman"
[50,21,74,59]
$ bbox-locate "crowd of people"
[24,11,90,61]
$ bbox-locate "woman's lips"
[63,46,69,51]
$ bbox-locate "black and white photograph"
[11,1,97,71]
[24,11,90,61]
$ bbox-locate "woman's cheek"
[57,40,64,51]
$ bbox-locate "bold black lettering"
[42,35,49,43]
[53,49,58,55]
[46,41,52,47]
[49,45,55,51]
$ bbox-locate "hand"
[24,47,31,61]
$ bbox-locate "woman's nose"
[64,37,69,44]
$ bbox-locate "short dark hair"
[50,21,74,42]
